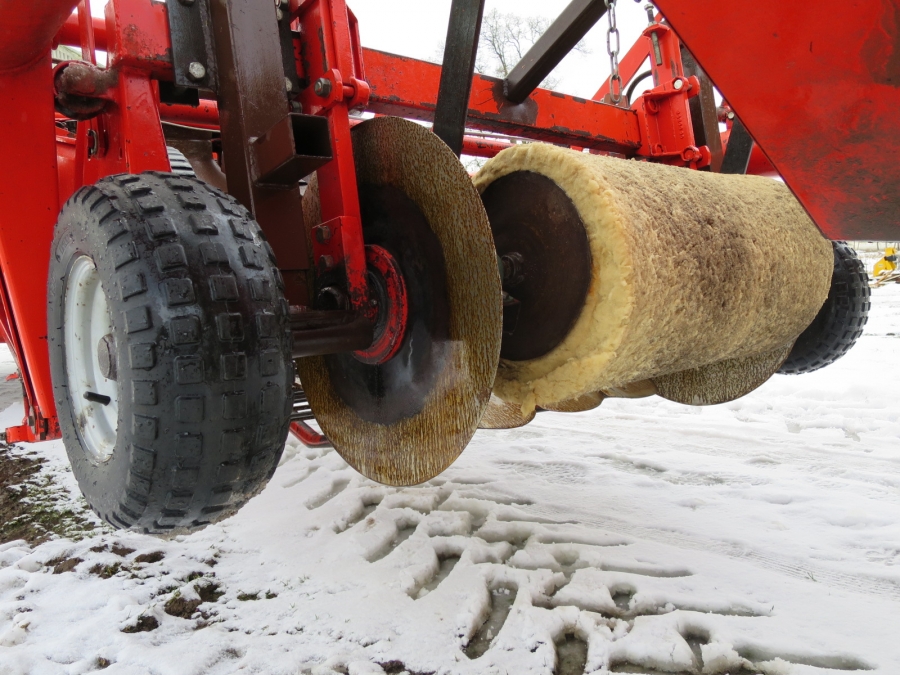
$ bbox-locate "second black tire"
[48,171,293,534]
[779,241,870,375]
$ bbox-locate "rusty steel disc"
[540,391,606,413]
[298,117,502,486]
[479,394,536,429]
[652,342,793,406]
[480,170,592,361]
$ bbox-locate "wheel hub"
[354,244,408,366]
[64,255,118,463]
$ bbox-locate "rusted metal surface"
[164,0,217,91]
[53,60,118,120]
[505,0,607,104]
[207,0,312,305]
[480,170,592,361]
[364,49,642,153]
[680,46,723,172]
[291,310,374,358]
[433,0,486,155]
[656,0,900,240]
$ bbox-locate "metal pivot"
[504,0,608,104]
[680,46,723,172]
[433,0,486,156]
[720,116,754,174]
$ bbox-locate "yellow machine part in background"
[873,247,897,277]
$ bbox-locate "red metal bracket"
[294,0,369,311]
[631,22,710,168]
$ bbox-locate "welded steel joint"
[53,60,118,120]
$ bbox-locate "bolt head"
[314,77,332,98]
[284,76,293,93]
[276,7,284,21]
[673,78,684,90]
[315,224,333,243]
[187,61,207,81]
[727,111,736,120]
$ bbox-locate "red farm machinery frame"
[0,0,897,448]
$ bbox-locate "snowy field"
[0,284,898,675]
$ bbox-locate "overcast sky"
[344,0,651,99]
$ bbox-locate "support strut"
[721,116,754,175]
[433,0,486,156]
[504,0,607,105]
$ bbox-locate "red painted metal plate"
[656,0,900,241]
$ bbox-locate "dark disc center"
[480,170,592,361]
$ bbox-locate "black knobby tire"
[48,172,293,534]
[779,241,870,375]
[166,146,196,177]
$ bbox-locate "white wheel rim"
[64,255,118,462]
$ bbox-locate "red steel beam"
[0,0,81,425]
[364,49,642,153]
[656,0,900,241]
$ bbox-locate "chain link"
[605,0,623,103]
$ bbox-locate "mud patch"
[378,660,435,675]
[121,615,159,633]
[134,551,165,564]
[0,444,102,545]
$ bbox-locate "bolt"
[276,7,284,21]
[727,110,735,120]
[285,77,293,93]
[314,77,332,98]
[187,61,206,81]
[291,100,303,113]
[673,78,684,90]
[314,224,332,243]
[644,3,655,23]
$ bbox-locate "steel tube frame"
[0,0,81,440]
[433,0,487,156]
[504,0,607,104]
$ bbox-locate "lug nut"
[187,61,206,81]
[314,78,332,98]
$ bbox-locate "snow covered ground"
[0,284,898,675]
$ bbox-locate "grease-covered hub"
[326,182,451,425]
[480,170,592,361]
[354,244,409,365]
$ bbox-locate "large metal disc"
[298,117,502,486]
[652,343,793,406]
[479,394,535,429]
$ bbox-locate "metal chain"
[605,1,623,101]
[605,0,623,103]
